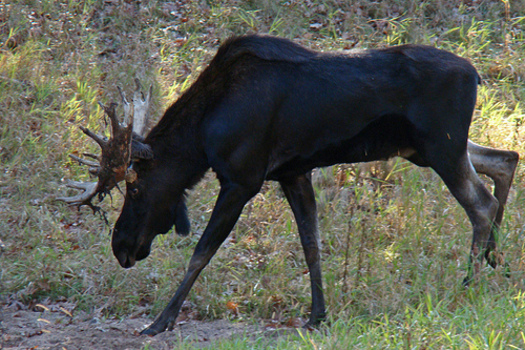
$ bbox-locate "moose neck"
[144,63,225,191]
[146,128,209,194]
[145,95,210,195]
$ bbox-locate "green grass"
[1,0,525,349]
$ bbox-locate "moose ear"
[172,199,190,236]
[131,140,154,160]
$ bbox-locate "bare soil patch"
[0,302,260,350]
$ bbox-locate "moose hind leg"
[467,140,519,227]
[280,173,326,326]
[468,140,519,270]
[429,151,499,284]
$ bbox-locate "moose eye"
[129,188,139,197]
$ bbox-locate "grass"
[1,0,524,349]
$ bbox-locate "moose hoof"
[140,316,177,336]
[140,326,161,336]
[303,313,327,330]
[140,322,167,336]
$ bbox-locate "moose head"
[57,79,190,268]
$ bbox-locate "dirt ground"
[0,301,267,350]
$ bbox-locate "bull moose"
[58,35,519,335]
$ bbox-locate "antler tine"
[69,154,100,176]
[132,78,152,137]
[117,86,134,127]
[79,126,107,148]
[69,154,99,168]
[98,102,122,140]
[83,153,99,160]
[56,180,99,206]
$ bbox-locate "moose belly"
[266,114,417,180]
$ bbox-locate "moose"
[58,35,519,335]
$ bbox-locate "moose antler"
[57,78,152,208]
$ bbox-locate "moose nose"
[123,256,135,268]
[115,249,136,268]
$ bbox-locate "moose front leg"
[280,173,326,327]
[141,182,259,336]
